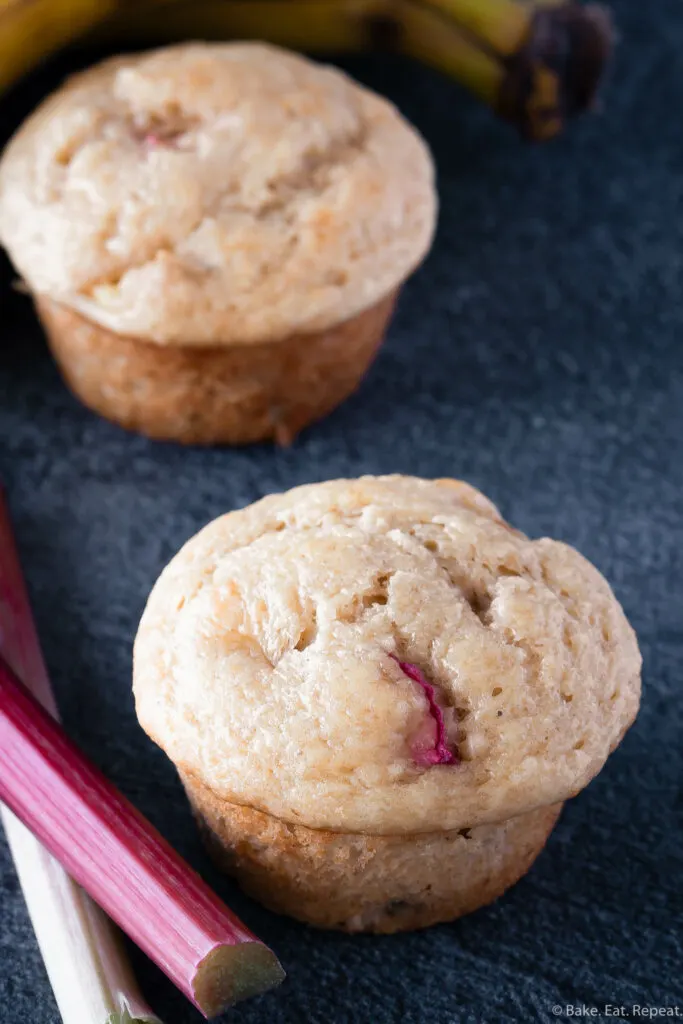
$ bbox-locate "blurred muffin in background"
[0,43,436,444]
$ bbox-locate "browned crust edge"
[35,290,398,445]
[180,768,563,933]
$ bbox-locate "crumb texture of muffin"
[134,476,642,836]
[0,43,436,346]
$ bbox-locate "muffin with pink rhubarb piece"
[0,43,436,444]
[133,476,641,932]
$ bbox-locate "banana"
[0,0,613,140]
[0,0,114,94]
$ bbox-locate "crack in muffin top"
[133,476,641,834]
[0,43,436,346]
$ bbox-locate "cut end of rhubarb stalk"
[193,942,285,1017]
[499,3,614,141]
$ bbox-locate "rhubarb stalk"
[0,656,285,1016]
[0,493,284,1018]
[0,492,160,1024]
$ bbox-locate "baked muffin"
[0,44,436,445]
[133,476,641,932]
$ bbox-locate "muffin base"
[180,770,562,934]
[35,292,397,445]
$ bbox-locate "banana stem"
[401,0,614,141]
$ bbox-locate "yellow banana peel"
[0,0,613,140]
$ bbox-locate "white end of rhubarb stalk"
[1,809,159,1024]
[0,491,161,1024]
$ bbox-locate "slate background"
[1,2,682,1021]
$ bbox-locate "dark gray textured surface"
[1,4,682,1021]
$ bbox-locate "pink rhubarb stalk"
[390,655,459,766]
[0,656,284,1016]
[1,491,163,1023]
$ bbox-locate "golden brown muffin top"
[134,476,641,835]
[0,43,436,345]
